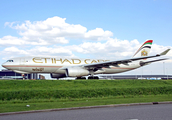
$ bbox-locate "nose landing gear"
[22,74,25,80]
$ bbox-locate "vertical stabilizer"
[132,40,153,58]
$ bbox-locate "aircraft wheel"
[76,77,86,79]
[88,76,99,79]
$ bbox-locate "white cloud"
[0,38,139,60]
[1,16,171,64]
[2,47,29,55]
[85,28,113,40]
[3,16,113,47]
[0,36,26,45]
[4,22,16,28]
[65,39,141,59]
[151,44,172,57]
[66,38,172,60]
[0,35,51,46]
[0,35,68,46]
[0,46,75,60]
[28,46,73,56]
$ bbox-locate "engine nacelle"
[66,68,89,77]
[50,73,66,79]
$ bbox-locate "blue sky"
[0,0,172,78]
[1,0,172,44]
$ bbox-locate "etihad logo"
[141,50,148,56]
[33,58,110,64]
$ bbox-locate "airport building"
[0,69,171,80]
[0,69,45,79]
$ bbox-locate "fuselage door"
[20,58,26,65]
[19,58,30,72]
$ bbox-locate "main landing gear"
[76,77,86,79]
[76,76,99,79]
[88,76,99,79]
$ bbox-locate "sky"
[0,0,172,79]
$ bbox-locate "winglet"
[160,49,170,56]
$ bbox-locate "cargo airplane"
[1,40,170,79]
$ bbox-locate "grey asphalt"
[0,104,172,120]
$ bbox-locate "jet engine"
[66,67,89,77]
[50,73,66,79]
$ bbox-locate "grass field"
[0,79,172,113]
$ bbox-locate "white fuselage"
[2,56,141,75]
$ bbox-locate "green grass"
[1,79,172,90]
[0,79,172,113]
[1,80,172,100]
[0,95,172,113]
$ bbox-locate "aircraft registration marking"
[32,68,44,71]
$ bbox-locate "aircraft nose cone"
[2,62,7,68]
[2,63,5,67]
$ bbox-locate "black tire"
[88,76,99,79]
[76,77,86,79]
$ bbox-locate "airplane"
[1,40,170,79]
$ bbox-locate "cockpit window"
[7,60,14,62]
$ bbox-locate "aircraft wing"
[60,49,170,70]
[80,49,171,69]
